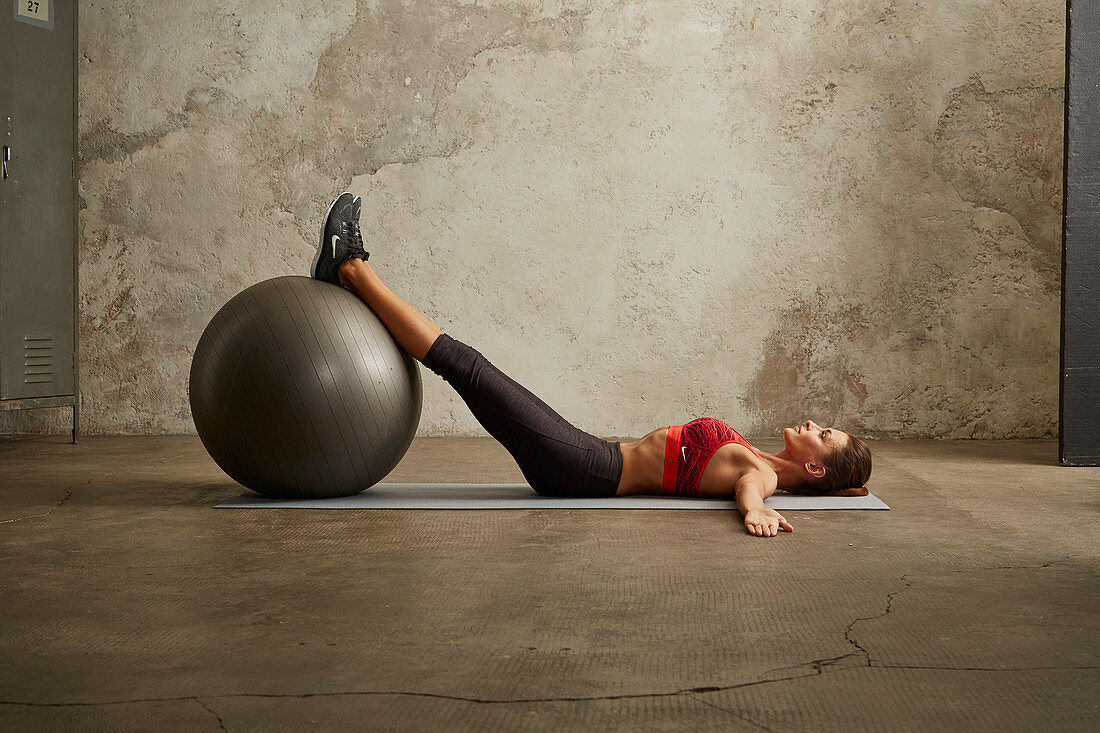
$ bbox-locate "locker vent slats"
[24,335,53,384]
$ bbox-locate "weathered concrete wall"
[2,0,1065,438]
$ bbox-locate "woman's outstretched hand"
[743,507,793,537]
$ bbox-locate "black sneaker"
[311,192,369,285]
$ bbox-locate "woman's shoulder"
[698,443,777,497]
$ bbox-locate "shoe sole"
[310,192,352,280]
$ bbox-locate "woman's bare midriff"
[616,427,670,495]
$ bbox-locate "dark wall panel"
[1062,1,1100,465]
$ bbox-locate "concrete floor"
[0,435,1097,732]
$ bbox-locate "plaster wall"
[2,0,1066,438]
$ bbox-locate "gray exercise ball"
[189,276,422,499]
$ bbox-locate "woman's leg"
[337,258,621,496]
[338,259,441,361]
[414,333,623,497]
[338,257,567,427]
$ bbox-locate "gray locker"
[1062,0,1100,465]
[0,0,80,441]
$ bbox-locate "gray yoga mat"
[216,483,890,510]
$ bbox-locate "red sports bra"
[661,417,757,496]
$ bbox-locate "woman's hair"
[786,435,873,497]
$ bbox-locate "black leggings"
[422,333,622,497]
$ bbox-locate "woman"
[313,193,872,537]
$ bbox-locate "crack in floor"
[2,660,1095,712]
[0,487,74,524]
[756,574,915,682]
[195,698,227,732]
[758,558,1085,682]
[0,462,155,524]
[847,574,914,665]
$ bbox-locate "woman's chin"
[780,427,794,449]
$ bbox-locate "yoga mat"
[216,483,890,510]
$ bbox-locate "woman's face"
[782,420,849,464]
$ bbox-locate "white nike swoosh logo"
[331,235,340,258]
[681,446,687,462]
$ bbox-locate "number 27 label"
[17,1,50,23]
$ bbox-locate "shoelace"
[343,220,368,257]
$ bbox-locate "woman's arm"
[735,474,792,537]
